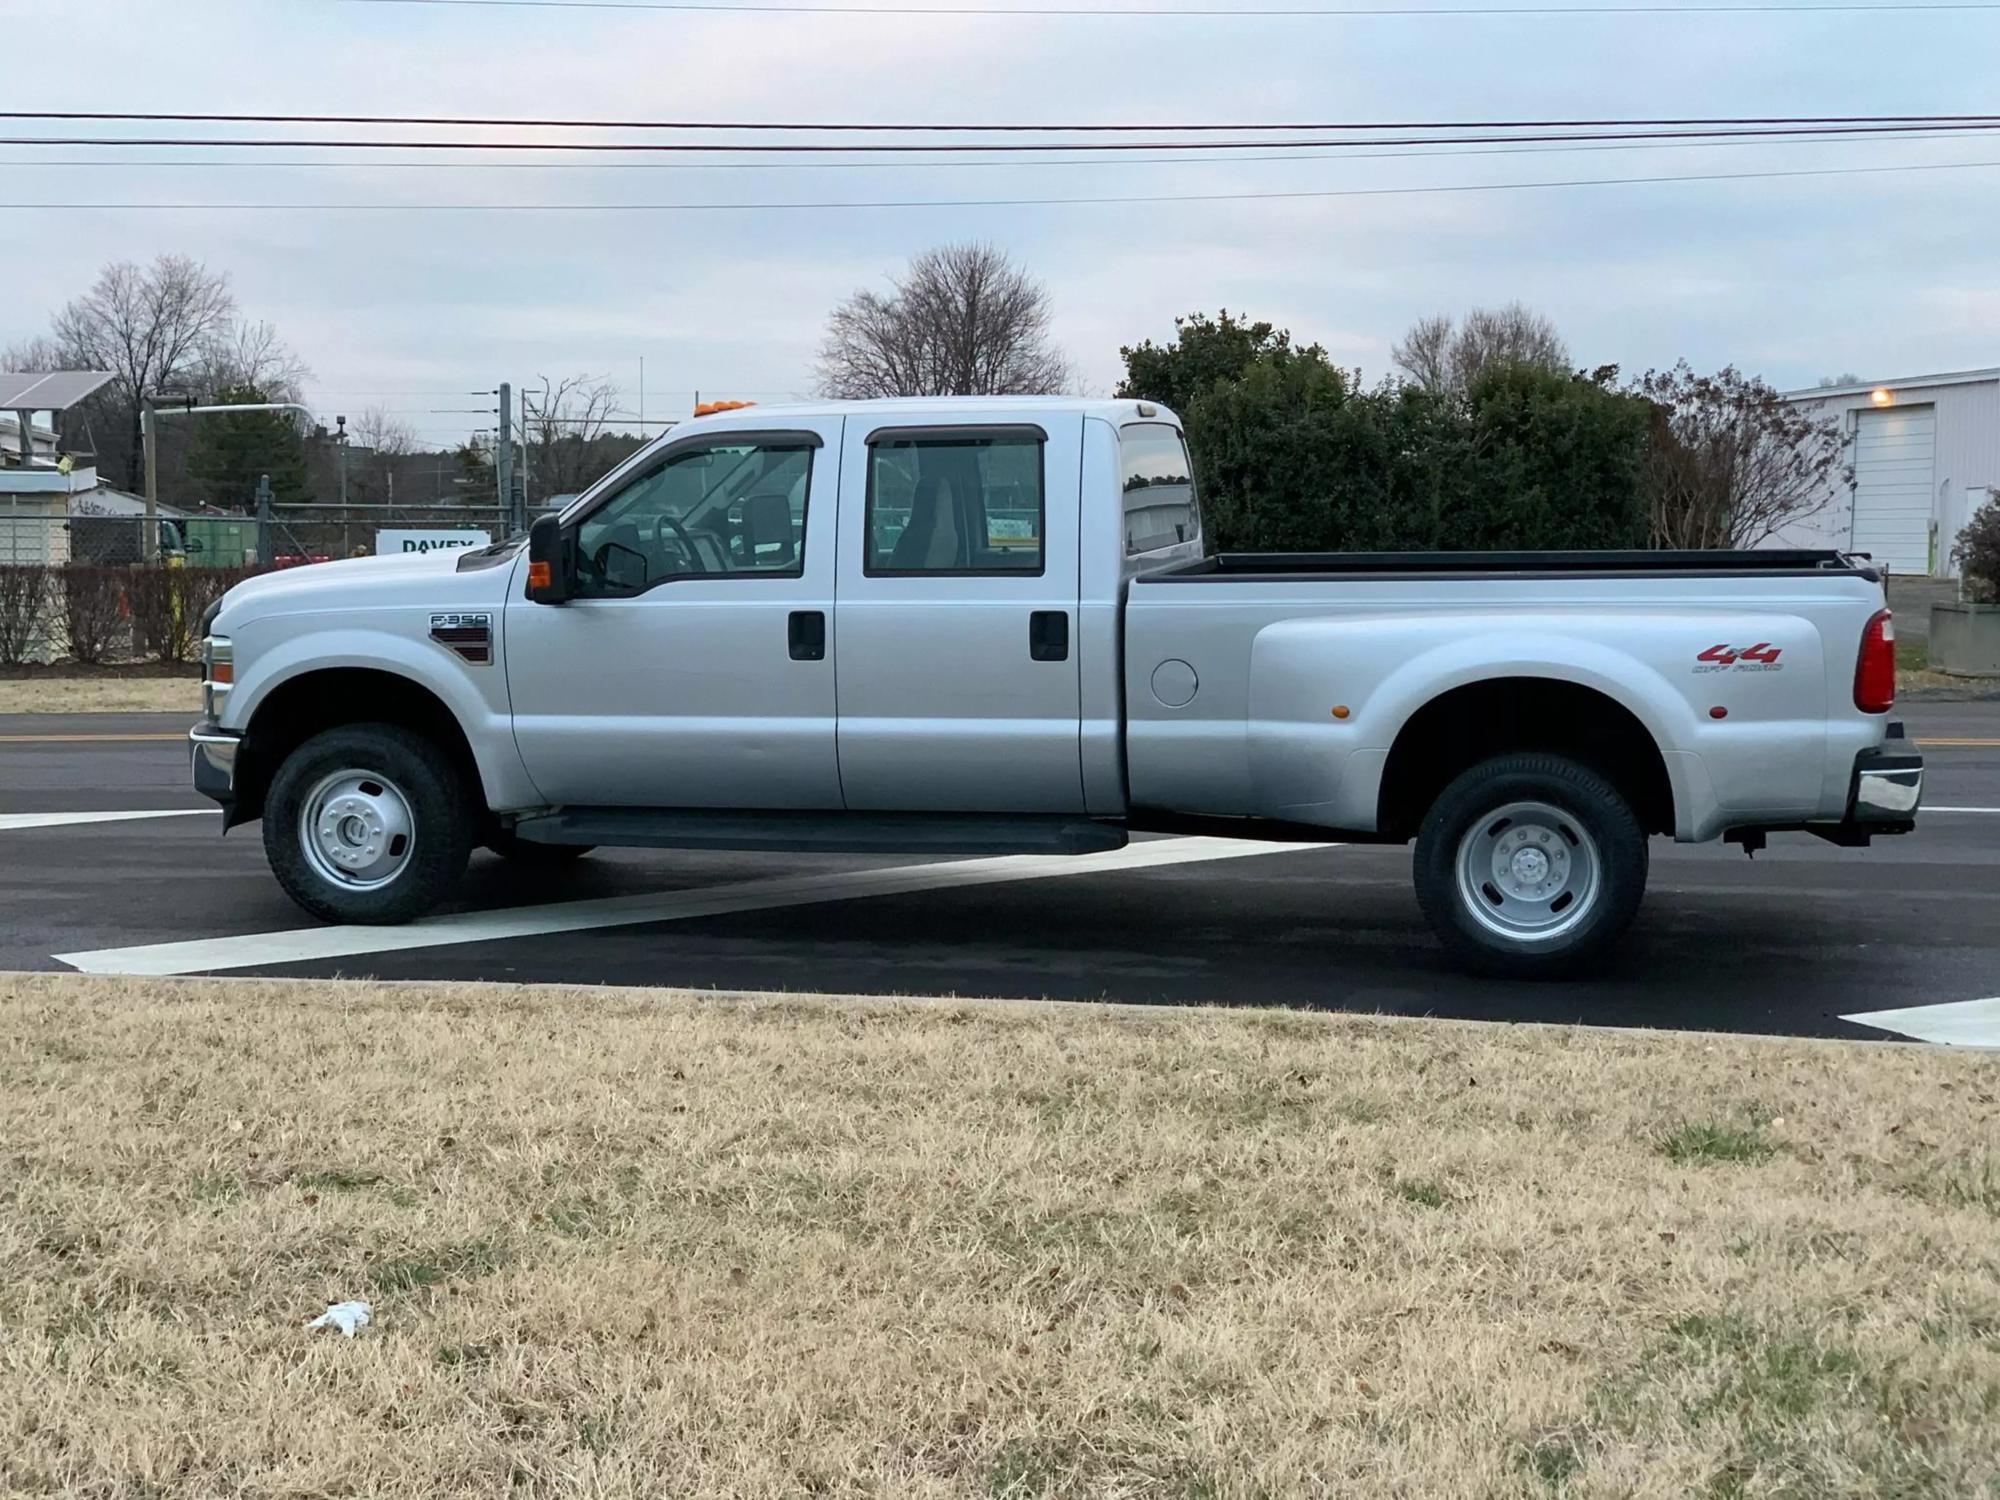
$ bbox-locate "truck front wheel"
[1413,753,1647,979]
[263,723,473,924]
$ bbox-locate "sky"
[5,0,1998,450]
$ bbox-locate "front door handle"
[788,610,826,661]
[1029,610,1069,662]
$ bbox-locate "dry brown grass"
[2,972,1997,1498]
[0,676,199,714]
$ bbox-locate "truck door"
[506,419,844,808]
[833,416,1085,812]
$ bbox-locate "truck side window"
[573,438,813,595]
[1119,424,1201,557]
[864,430,1044,576]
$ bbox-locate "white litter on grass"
[306,1301,372,1337]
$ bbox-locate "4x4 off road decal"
[1695,642,1783,673]
[430,611,493,665]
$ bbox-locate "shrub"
[1125,310,1652,554]
[1181,357,1650,554]
[0,564,56,665]
[124,567,182,663]
[177,566,257,640]
[84,565,265,665]
[59,567,132,665]
[1953,490,2000,602]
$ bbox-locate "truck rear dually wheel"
[263,723,472,924]
[1413,753,1647,979]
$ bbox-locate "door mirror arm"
[526,513,573,604]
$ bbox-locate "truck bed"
[1139,549,1877,582]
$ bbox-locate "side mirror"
[525,514,571,604]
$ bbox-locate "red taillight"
[1855,608,1895,713]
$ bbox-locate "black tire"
[262,722,473,924]
[1413,752,1648,980]
[482,829,596,865]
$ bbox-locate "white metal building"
[1775,369,2000,577]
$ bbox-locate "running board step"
[510,808,1130,857]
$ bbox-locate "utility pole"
[335,414,349,508]
[495,381,517,536]
[518,385,532,514]
[254,473,273,566]
[141,399,160,562]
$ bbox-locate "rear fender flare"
[1247,617,1703,835]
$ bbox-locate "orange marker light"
[1331,705,1351,720]
[527,560,552,590]
[210,662,233,685]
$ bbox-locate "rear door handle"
[788,610,826,661]
[1029,610,1069,662]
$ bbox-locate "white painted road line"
[55,835,1333,978]
[1928,806,2000,814]
[0,809,211,833]
[1841,997,2000,1049]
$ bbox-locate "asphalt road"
[4,703,1997,1043]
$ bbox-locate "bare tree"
[197,319,310,403]
[523,373,630,501]
[46,255,238,487]
[1389,313,1455,393]
[1,334,66,373]
[817,243,1072,399]
[1637,363,1850,550]
[351,407,418,458]
[331,407,422,513]
[1393,303,1570,394]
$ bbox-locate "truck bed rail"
[1138,549,1876,582]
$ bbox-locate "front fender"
[224,623,539,811]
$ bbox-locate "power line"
[9,108,1997,133]
[9,154,1996,211]
[0,133,1980,173]
[9,123,2000,153]
[328,0,2000,16]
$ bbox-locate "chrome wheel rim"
[298,768,416,891]
[1454,799,1600,945]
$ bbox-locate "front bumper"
[190,722,240,810]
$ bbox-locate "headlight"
[202,635,233,721]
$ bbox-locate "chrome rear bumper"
[1849,728,1923,827]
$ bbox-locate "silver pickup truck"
[190,396,1922,976]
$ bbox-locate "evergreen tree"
[185,384,310,509]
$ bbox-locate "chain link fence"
[0,505,516,665]
[0,507,515,570]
